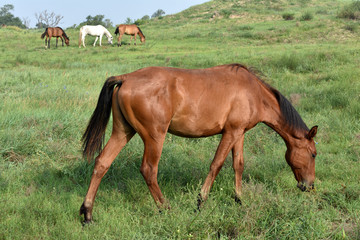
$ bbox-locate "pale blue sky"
[5,0,208,28]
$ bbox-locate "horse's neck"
[259,85,304,146]
[104,29,111,38]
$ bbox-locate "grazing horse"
[41,27,70,49]
[80,64,318,223]
[114,24,145,46]
[78,25,113,48]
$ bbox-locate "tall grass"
[1,0,360,239]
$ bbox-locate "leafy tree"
[104,18,113,28]
[82,15,104,25]
[151,9,165,18]
[134,15,150,26]
[125,17,133,24]
[0,4,25,28]
[141,15,150,21]
[79,15,112,27]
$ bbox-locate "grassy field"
[1,0,360,239]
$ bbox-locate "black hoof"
[234,196,242,205]
[197,193,204,211]
[80,203,92,224]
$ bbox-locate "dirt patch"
[290,93,302,106]
[3,150,25,164]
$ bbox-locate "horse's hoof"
[197,193,204,211]
[80,203,92,224]
[234,196,242,205]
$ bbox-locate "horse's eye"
[311,153,316,158]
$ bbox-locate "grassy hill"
[1,0,359,239]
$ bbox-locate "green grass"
[1,0,360,239]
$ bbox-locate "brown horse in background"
[41,27,70,49]
[80,64,318,223]
[114,24,145,46]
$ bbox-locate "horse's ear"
[306,126,318,140]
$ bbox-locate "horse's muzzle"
[297,182,314,192]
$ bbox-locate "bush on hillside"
[344,23,358,32]
[299,12,313,21]
[338,1,360,20]
[282,13,295,20]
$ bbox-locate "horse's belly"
[168,113,225,137]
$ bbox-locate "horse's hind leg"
[48,37,51,49]
[117,34,123,47]
[56,37,58,48]
[80,106,135,223]
[82,36,86,48]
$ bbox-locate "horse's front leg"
[134,34,137,45]
[232,134,245,204]
[93,36,99,47]
[198,131,241,210]
[140,135,168,209]
[60,36,64,46]
[56,37,58,48]
[99,34,102,46]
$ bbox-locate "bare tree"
[22,17,30,29]
[35,10,63,28]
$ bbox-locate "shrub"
[344,23,358,32]
[338,1,360,20]
[282,13,295,20]
[300,12,313,21]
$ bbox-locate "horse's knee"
[93,159,111,177]
[140,163,156,185]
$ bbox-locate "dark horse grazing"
[80,64,318,223]
[114,24,145,46]
[41,27,70,49]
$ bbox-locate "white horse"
[79,25,113,48]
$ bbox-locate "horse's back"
[115,65,263,137]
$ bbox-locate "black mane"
[137,26,145,38]
[272,89,309,131]
[57,26,69,39]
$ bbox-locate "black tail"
[41,28,48,39]
[82,77,123,161]
[114,27,119,35]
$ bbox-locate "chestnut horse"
[80,64,318,223]
[41,27,69,49]
[114,24,145,46]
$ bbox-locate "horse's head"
[65,37,70,46]
[140,36,146,43]
[285,126,318,191]
[108,36,113,45]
